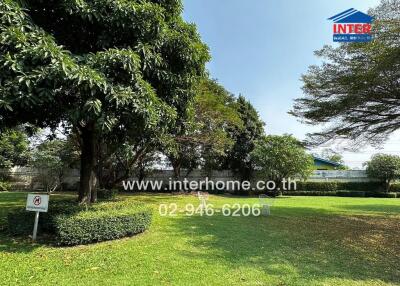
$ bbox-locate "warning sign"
[26,194,49,212]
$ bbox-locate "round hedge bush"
[54,202,152,246]
[7,200,152,246]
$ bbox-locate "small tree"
[365,154,400,192]
[251,135,314,192]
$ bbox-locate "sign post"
[26,194,49,241]
[32,211,40,241]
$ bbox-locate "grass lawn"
[0,192,399,286]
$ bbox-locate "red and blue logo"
[328,8,374,42]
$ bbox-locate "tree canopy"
[290,0,400,146]
[224,95,265,180]
[0,0,209,202]
[165,79,244,177]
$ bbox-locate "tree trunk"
[172,159,181,180]
[385,179,391,192]
[78,124,98,204]
[138,165,146,183]
[97,141,105,189]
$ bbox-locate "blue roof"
[328,8,374,23]
[313,156,341,167]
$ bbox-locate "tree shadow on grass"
[334,204,400,215]
[168,206,400,284]
[0,233,43,254]
[120,192,205,206]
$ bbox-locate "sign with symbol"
[26,194,49,213]
[26,194,50,241]
[33,196,41,206]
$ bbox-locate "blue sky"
[182,0,398,169]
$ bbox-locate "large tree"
[224,95,265,180]
[0,0,209,203]
[290,0,400,146]
[165,79,243,178]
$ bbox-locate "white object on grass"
[258,194,275,216]
[197,191,209,211]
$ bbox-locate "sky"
[182,0,400,169]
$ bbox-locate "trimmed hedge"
[7,211,37,235]
[54,202,152,246]
[366,192,397,198]
[337,190,366,197]
[7,200,152,246]
[281,190,397,198]
[7,200,84,236]
[282,191,338,196]
[338,182,382,192]
[295,181,338,192]
[295,181,383,192]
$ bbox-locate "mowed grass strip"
[0,192,399,286]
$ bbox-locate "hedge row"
[281,190,398,198]
[295,181,384,192]
[281,191,338,196]
[7,200,81,236]
[54,202,151,246]
[337,191,398,198]
[7,200,152,246]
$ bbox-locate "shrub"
[295,181,382,193]
[7,200,83,235]
[54,202,152,246]
[337,190,366,197]
[7,211,37,235]
[295,181,338,192]
[7,200,152,245]
[97,188,118,200]
[336,182,382,192]
[282,191,338,196]
[365,192,397,198]
[385,192,396,198]
[0,181,11,192]
[389,184,400,192]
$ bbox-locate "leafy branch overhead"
[290,0,400,146]
[0,0,210,203]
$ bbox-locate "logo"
[328,8,374,42]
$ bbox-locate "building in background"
[313,156,342,170]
